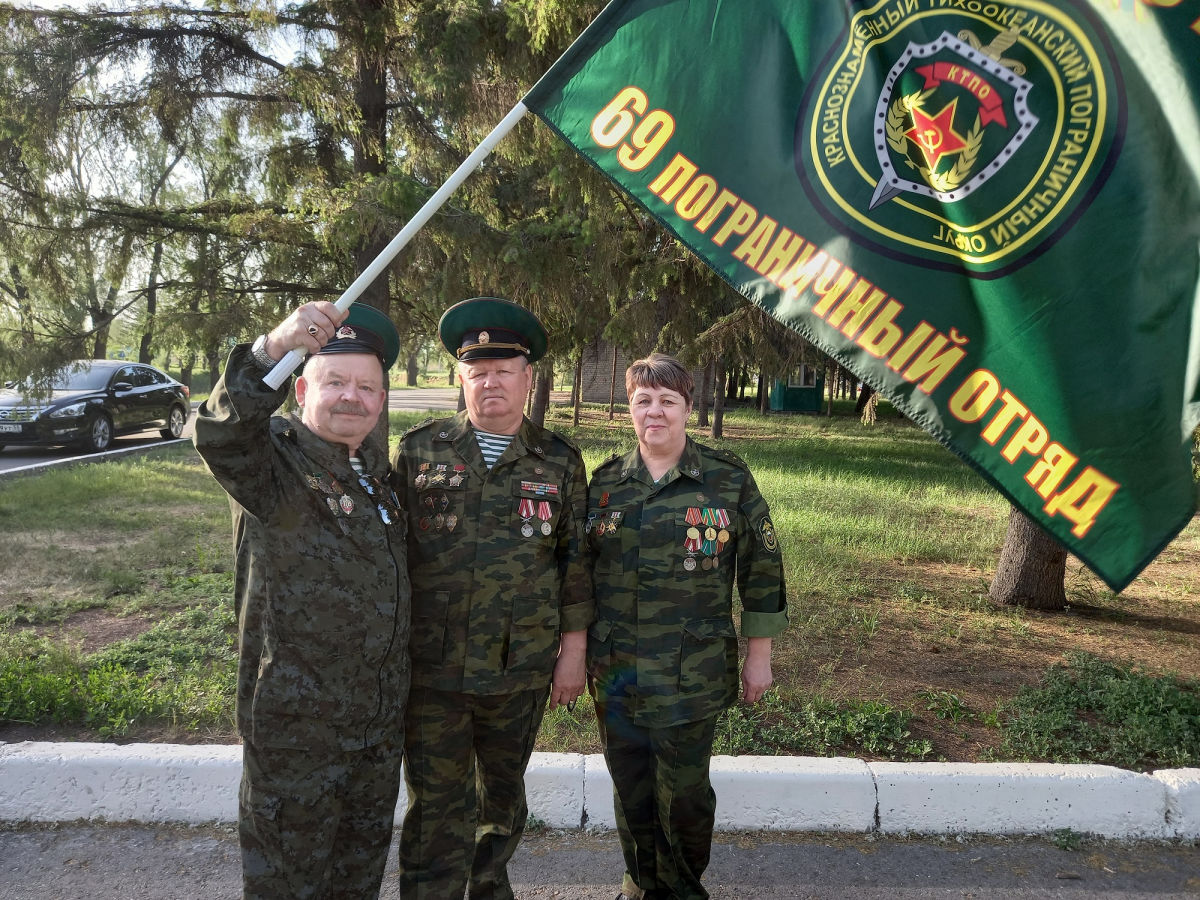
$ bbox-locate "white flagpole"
[264,101,530,389]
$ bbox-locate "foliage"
[0,0,844,407]
[0,631,234,738]
[713,690,933,760]
[993,652,1200,770]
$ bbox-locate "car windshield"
[48,365,112,391]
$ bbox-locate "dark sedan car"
[0,359,190,453]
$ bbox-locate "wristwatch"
[250,334,278,371]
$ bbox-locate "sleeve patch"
[759,516,779,553]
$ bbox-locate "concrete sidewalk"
[2,742,1199,840]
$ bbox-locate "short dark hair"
[625,353,694,407]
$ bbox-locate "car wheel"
[160,405,186,440]
[83,412,113,453]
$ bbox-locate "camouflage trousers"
[593,690,720,900]
[238,735,404,900]
[399,684,550,900]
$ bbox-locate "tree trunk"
[139,240,163,364]
[711,360,726,439]
[608,343,619,420]
[180,352,195,392]
[572,356,582,427]
[206,348,220,396]
[825,363,834,417]
[697,361,712,428]
[989,506,1068,609]
[758,368,770,414]
[529,368,552,427]
[406,350,419,387]
[855,383,874,416]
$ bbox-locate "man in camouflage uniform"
[586,353,788,900]
[390,296,592,900]
[194,300,410,900]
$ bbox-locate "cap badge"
[478,330,490,344]
[335,325,357,340]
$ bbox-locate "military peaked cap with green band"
[439,296,548,363]
[314,302,401,371]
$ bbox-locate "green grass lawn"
[1,403,1196,767]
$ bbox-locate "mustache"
[330,402,369,416]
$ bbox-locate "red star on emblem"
[905,99,968,169]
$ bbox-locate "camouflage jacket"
[193,345,411,751]
[586,437,788,727]
[390,410,593,694]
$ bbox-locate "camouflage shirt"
[390,410,593,694]
[193,345,411,752]
[586,437,788,727]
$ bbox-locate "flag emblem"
[800,2,1115,275]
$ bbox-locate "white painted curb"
[1,742,1197,839]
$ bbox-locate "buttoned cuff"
[740,607,789,638]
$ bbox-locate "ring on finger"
[307,324,320,336]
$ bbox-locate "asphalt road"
[0,388,470,475]
[0,824,1196,899]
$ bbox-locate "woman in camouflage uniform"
[586,353,789,900]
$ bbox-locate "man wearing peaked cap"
[194,299,411,899]
[391,296,593,900]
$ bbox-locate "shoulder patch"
[758,516,779,553]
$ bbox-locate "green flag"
[524,0,1200,591]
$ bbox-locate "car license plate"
[0,423,22,433]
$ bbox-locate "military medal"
[449,463,466,487]
[415,463,430,489]
[683,507,704,571]
[327,497,340,514]
[519,498,536,537]
[340,494,355,514]
[599,492,610,508]
[419,516,431,530]
[305,474,322,490]
[607,510,623,534]
[434,513,444,530]
[445,514,458,531]
[429,464,447,486]
[537,500,553,536]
